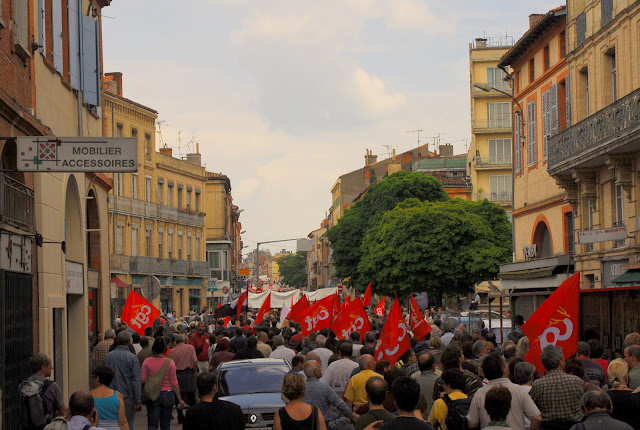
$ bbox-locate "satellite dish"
[141,276,161,301]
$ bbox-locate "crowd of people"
[24,304,640,430]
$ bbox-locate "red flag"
[363,282,372,307]
[254,293,271,327]
[217,302,222,308]
[121,291,161,336]
[522,273,580,373]
[374,297,386,317]
[300,295,333,336]
[237,289,248,319]
[331,297,372,340]
[341,295,351,310]
[288,294,309,323]
[409,295,432,340]
[223,316,231,327]
[333,293,341,316]
[375,298,410,366]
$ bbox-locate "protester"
[188,322,211,373]
[137,337,152,368]
[483,386,513,430]
[314,335,334,371]
[271,335,296,365]
[168,333,197,424]
[288,355,305,374]
[355,377,395,430]
[182,371,245,430]
[564,358,601,393]
[567,391,632,430]
[605,358,640,429]
[208,337,235,370]
[344,355,383,410]
[378,376,433,430]
[93,329,116,369]
[274,373,327,430]
[433,345,482,401]
[103,331,140,430]
[623,345,640,390]
[427,368,468,430]
[577,342,606,388]
[25,353,66,425]
[90,366,129,430]
[256,331,273,357]
[414,351,439,415]
[44,391,102,430]
[321,342,359,399]
[233,335,264,359]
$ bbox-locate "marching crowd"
[21,305,640,430]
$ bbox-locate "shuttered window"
[514,111,522,174]
[550,84,559,137]
[68,0,81,89]
[82,16,100,106]
[527,101,536,166]
[543,90,550,160]
[565,75,571,128]
[52,0,63,73]
[13,0,30,59]
[38,0,46,56]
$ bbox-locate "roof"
[104,91,158,114]
[498,6,567,68]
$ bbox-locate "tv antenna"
[406,129,423,147]
[381,144,397,159]
[156,120,170,148]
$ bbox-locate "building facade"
[104,75,209,317]
[497,8,573,318]
[468,37,515,215]
[548,0,640,349]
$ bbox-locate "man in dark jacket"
[568,391,632,430]
[233,336,264,360]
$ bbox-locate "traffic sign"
[337,285,344,293]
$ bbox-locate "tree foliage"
[358,199,512,299]
[277,252,307,288]
[327,171,450,290]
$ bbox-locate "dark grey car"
[217,358,291,429]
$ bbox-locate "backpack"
[19,379,54,430]
[45,417,68,430]
[443,394,471,430]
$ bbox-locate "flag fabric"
[288,294,310,323]
[214,303,236,319]
[281,301,292,323]
[374,297,386,317]
[217,302,222,308]
[223,316,231,327]
[300,295,334,336]
[342,295,351,310]
[374,298,410,366]
[331,297,372,340]
[333,293,341,316]
[522,273,580,373]
[236,289,248,319]
[121,291,161,336]
[254,292,271,327]
[409,295,432,340]
[363,282,372,307]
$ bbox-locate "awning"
[500,267,555,280]
[110,275,128,288]
[612,269,640,285]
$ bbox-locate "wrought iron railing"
[0,174,35,231]
[473,119,512,130]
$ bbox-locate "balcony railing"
[188,261,210,276]
[548,87,640,175]
[110,255,209,277]
[476,192,512,202]
[473,119,512,131]
[473,81,512,92]
[109,195,204,226]
[0,174,35,231]
[476,155,512,166]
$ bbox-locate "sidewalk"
[132,405,183,430]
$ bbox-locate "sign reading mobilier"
[16,137,137,172]
[578,226,627,244]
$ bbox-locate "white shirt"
[321,358,359,397]
[270,345,295,365]
[313,347,334,371]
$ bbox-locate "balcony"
[548,87,640,176]
[0,174,34,231]
[109,194,204,226]
[476,192,512,203]
[472,81,512,94]
[110,255,209,277]
[473,119,512,134]
[188,261,210,276]
[475,155,512,169]
[108,195,131,212]
[110,254,131,273]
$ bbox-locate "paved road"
[132,404,183,430]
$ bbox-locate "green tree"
[358,199,512,299]
[327,171,449,290]
[277,251,307,288]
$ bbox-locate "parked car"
[459,311,512,343]
[217,358,290,429]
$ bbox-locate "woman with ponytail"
[606,358,640,429]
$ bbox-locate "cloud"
[355,67,407,112]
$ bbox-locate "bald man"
[344,355,382,410]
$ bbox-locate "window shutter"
[38,0,46,56]
[550,83,559,136]
[81,16,100,106]
[542,90,549,159]
[52,0,63,73]
[514,111,521,173]
[528,101,536,166]
[565,75,571,128]
[68,0,81,89]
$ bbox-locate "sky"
[102,0,562,255]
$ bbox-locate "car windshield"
[218,364,289,396]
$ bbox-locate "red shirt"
[189,332,210,361]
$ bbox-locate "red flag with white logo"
[375,298,410,366]
[300,295,334,336]
[409,295,432,340]
[374,297,386,317]
[522,273,580,373]
[254,293,271,327]
[333,293,341,316]
[288,294,309,323]
[363,282,372,307]
[341,295,351,310]
[121,291,161,336]
[331,297,372,341]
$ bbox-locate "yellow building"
[497,8,572,318]
[104,74,209,317]
[468,37,515,216]
[547,0,640,351]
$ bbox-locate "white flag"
[281,301,291,323]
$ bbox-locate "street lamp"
[473,82,524,144]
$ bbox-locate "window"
[177,236,182,260]
[168,232,173,259]
[560,31,566,58]
[529,58,535,83]
[514,111,522,174]
[208,250,229,281]
[116,173,122,196]
[145,177,151,202]
[187,235,192,261]
[158,231,163,257]
[116,225,123,255]
[116,123,123,137]
[543,45,550,71]
[177,187,182,209]
[586,199,595,252]
[131,128,138,140]
[157,181,163,204]
[610,51,617,102]
[487,102,511,128]
[187,190,192,211]
[490,175,512,202]
[488,139,512,164]
[542,84,559,159]
[189,289,200,309]
[195,193,200,212]
[131,226,138,256]
[145,229,151,256]
[487,67,509,91]
[564,212,574,254]
[527,100,536,165]
[131,174,137,199]
[13,0,30,59]
[145,133,151,154]
[167,184,173,207]
[195,237,200,261]
[615,185,625,248]
[581,69,590,117]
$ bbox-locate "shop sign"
[602,260,627,287]
[66,261,84,294]
[578,226,627,244]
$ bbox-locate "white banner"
[247,287,338,309]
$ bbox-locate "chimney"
[364,149,378,166]
[475,38,487,48]
[159,147,172,157]
[185,153,201,166]
[529,14,545,28]
[104,72,123,96]
[439,144,454,157]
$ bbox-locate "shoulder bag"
[143,358,172,402]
